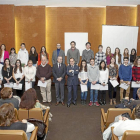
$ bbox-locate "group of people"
[0,41,139,108]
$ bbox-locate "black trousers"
[108,80,117,99]
[99,90,106,101]
[15,78,24,97]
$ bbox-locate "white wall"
[102,25,139,54]
[64,32,88,56]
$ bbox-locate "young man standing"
[67,41,80,65]
[95,45,106,66]
[119,57,132,101]
[88,58,100,107]
[82,42,94,65]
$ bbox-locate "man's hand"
[16,81,19,85]
[69,70,73,73]
[92,81,96,85]
[22,119,27,123]
[127,81,130,85]
[110,77,113,80]
[40,77,45,83]
[120,80,123,83]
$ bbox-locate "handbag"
[27,118,47,138]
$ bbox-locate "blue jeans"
[80,80,88,100]
[133,88,139,100]
[89,82,98,102]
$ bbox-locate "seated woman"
[0,87,19,110]
[19,88,52,120]
[0,103,35,140]
[114,104,140,140]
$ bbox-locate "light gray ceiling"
[0,0,140,7]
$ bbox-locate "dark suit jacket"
[126,99,140,110]
[52,63,66,83]
[67,65,79,86]
[52,49,65,64]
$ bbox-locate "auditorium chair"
[18,108,50,134]
[131,108,136,120]
[111,127,140,140]
[101,108,131,133]
[14,108,19,120]
[0,126,38,140]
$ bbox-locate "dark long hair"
[99,60,106,70]
[40,46,48,60]
[14,59,22,73]
[20,88,38,110]
[0,44,6,58]
[79,60,87,72]
[10,48,16,55]
[131,48,137,60]
[29,46,37,57]
[0,103,16,126]
[4,58,11,71]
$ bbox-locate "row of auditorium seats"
[0,108,50,140]
[101,108,140,140]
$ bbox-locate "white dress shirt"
[114,119,140,140]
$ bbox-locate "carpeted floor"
[34,85,133,140]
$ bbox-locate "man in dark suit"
[53,56,66,106]
[67,58,79,107]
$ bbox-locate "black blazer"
[52,63,66,83]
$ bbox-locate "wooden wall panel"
[137,5,140,55]
[46,7,106,66]
[15,6,45,53]
[106,6,137,26]
[0,5,15,52]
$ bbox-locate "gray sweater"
[82,49,94,63]
[67,48,80,64]
[87,65,99,82]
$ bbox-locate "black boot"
[99,99,102,105]
[103,100,106,105]
[81,100,84,105]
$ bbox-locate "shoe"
[94,101,100,107]
[67,104,70,107]
[55,102,59,106]
[61,102,65,106]
[72,102,77,105]
[84,100,86,105]
[110,99,113,105]
[88,101,93,106]
[49,102,52,105]
[99,100,102,105]
[81,100,84,105]
[113,99,116,105]
[103,100,106,105]
[42,100,47,103]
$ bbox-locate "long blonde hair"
[123,48,129,58]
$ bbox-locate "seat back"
[106,108,131,128]
[0,130,27,140]
[14,108,19,120]
[18,109,29,121]
[131,108,136,120]
[29,108,43,120]
[122,131,140,140]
